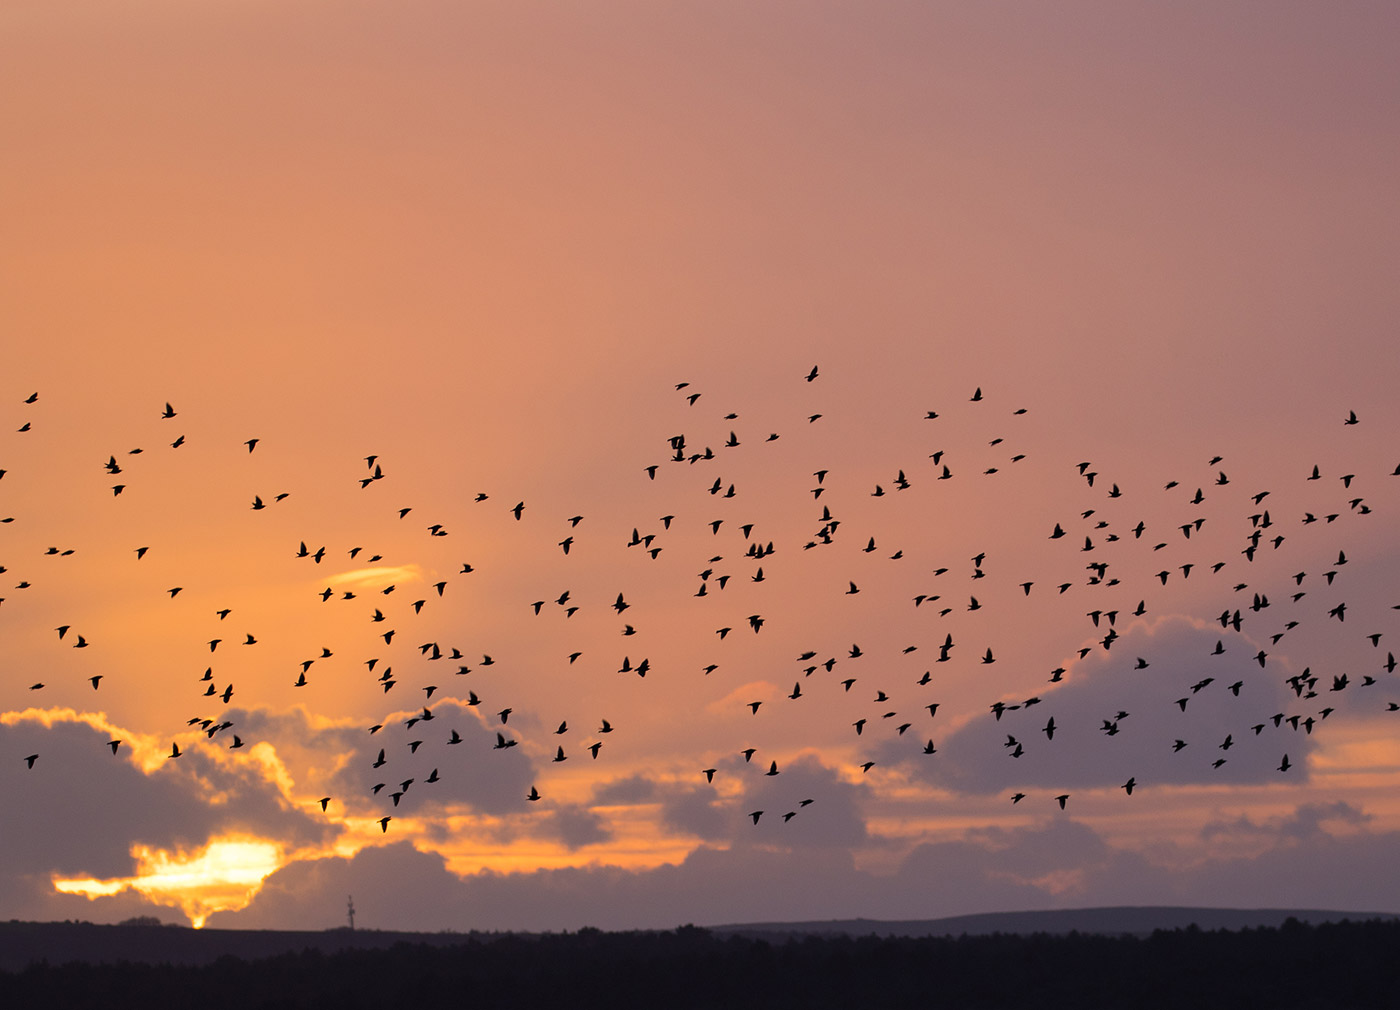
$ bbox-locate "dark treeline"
[7,917,1398,1009]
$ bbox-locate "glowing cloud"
[325,565,423,591]
[55,835,284,928]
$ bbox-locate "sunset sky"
[4,1,1400,931]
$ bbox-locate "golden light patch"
[236,740,299,799]
[53,835,283,928]
[1310,727,1400,775]
[704,681,779,716]
[1,706,119,735]
[325,565,423,591]
[0,707,170,771]
[424,809,700,876]
[1019,867,1087,896]
[440,837,697,876]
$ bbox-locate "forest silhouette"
[3,916,1396,1008]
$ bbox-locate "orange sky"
[4,1,1400,930]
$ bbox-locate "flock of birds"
[4,370,1399,845]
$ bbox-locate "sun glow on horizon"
[54,836,284,928]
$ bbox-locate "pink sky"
[3,1,1400,930]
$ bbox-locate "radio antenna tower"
[347,894,356,930]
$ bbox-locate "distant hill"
[2,906,1397,971]
[0,921,480,972]
[707,905,1400,940]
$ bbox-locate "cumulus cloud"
[539,804,613,850]
[727,753,870,848]
[1201,800,1372,843]
[233,700,538,818]
[659,784,729,842]
[0,711,328,875]
[1176,814,1400,911]
[0,709,332,923]
[6,701,1393,931]
[589,754,869,848]
[208,798,1400,933]
[883,818,1165,917]
[206,841,872,932]
[589,773,656,806]
[205,843,461,932]
[201,753,876,931]
[882,617,1323,794]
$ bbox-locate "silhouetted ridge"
[708,905,1400,939]
[4,918,1400,1009]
